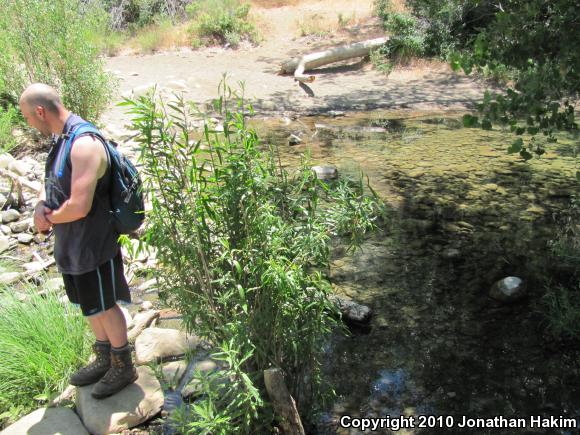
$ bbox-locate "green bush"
[121,81,383,431]
[187,0,258,47]
[0,107,17,154]
[372,2,426,73]
[0,0,114,120]
[0,282,92,426]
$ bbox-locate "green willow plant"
[121,80,384,432]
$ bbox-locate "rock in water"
[289,134,302,145]
[311,165,338,180]
[489,276,526,303]
[1,407,89,435]
[76,366,163,435]
[330,295,372,326]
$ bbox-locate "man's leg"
[87,315,108,342]
[94,304,128,348]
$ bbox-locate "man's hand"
[34,200,52,233]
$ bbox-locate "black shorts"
[63,250,131,317]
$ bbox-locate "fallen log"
[264,368,305,435]
[279,37,389,82]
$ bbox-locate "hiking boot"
[69,341,111,386]
[91,345,138,399]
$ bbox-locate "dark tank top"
[44,113,119,274]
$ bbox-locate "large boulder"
[0,407,89,435]
[75,366,163,435]
[135,327,201,365]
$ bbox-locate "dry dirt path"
[102,0,488,130]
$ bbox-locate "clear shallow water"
[252,111,579,435]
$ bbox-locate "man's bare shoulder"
[71,135,107,160]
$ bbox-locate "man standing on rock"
[19,83,138,399]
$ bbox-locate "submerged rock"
[489,276,526,303]
[1,407,88,435]
[289,133,302,145]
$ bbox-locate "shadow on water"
[252,111,580,435]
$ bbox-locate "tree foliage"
[378,0,579,176]
[0,0,114,120]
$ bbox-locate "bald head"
[19,83,63,114]
[19,83,69,136]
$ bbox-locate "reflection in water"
[252,111,579,435]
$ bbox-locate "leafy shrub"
[0,107,17,154]
[0,0,114,120]
[187,0,258,47]
[0,282,92,426]
[372,2,426,73]
[121,81,383,431]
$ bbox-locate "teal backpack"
[59,122,145,234]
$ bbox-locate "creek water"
[252,111,579,435]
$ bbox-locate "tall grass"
[0,282,92,426]
[121,80,383,432]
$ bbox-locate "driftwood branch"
[280,37,389,81]
[0,168,42,193]
[264,368,305,435]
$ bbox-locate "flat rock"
[76,366,163,435]
[1,209,20,224]
[135,328,201,364]
[128,310,160,343]
[17,233,34,244]
[0,407,89,435]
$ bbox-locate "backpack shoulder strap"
[57,122,109,177]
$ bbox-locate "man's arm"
[46,136,107,224]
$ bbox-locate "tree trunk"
[279,37,389,82]
[264,368,305,435]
